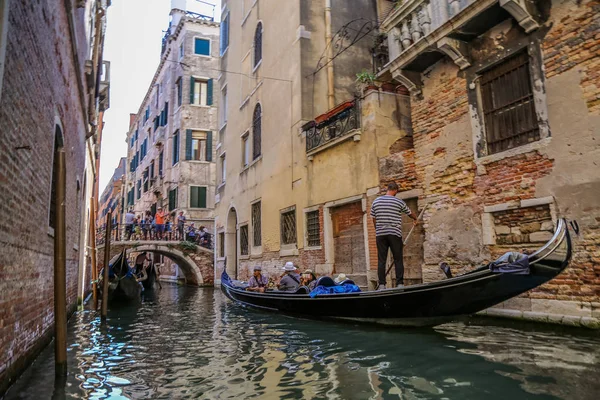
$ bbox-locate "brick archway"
[97,242,214,286]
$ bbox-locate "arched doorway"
[226,207,238,278]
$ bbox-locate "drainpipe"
[325,0,335,109]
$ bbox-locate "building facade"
[0,0,110,394]
[373,0,600,323]
[124,2,219,234]
[97,157,126,230]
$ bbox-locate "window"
[219,232,225,257]
[179,41,184,60]
[158,151,164,176]
[191,131,207,161]
[220,86,228,126]
[150,160,155,179]
[253,22,262,69]
[173,130,180,165]
[168,188,178,211]
[242,133,250,167]
[190,186,207,208]
[240,225,249,256]
[143,168,149,193]
[220,154,226,183]
[480,51,539,155]
[220,12,229,55]
[190,78,213,106]
[252,103,261,160]
[194,38,210,56]
[155,84,160,108]
[306,210,320,247]
[281,208,296,245]
[136,179,141,200]
[176,77,183,107]
[49,126,63,229]
[252,201,261,246]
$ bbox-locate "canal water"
[5,285,600,400]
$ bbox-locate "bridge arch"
[98,241,214,286]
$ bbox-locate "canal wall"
[0,1,92,395]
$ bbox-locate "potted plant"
[356,70,378,94]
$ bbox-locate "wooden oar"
[385,203,428,278]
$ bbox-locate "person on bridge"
[246,266,269,293]
[155,207,167,240]
[125,209,135,240]
[177,211,186,240]
[278,262,301,292]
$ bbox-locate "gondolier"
[370,182,418,290]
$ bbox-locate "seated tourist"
[247,266,269,293]
[278,262,301,292]
[301,269,318,291]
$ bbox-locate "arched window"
[252,103,261,160]
[253,22,262,68]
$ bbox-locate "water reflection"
[5,285,600,399]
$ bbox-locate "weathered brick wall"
[0,1,89,392]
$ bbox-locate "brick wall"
[0,1,89,392]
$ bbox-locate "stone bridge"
[96,241,214,286]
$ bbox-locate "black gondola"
[221,218,573,327]
[100,250,141,303]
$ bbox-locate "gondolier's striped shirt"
[370,195,411,238]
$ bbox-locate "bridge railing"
[95,221,214,250]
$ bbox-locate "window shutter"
[185,129,193,160]
[190,77,195,104]
[199,186,207,208]
[207,79,213,106]
[164,102,169,125]
[205,131,213,162]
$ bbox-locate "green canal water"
[5,285,600,399]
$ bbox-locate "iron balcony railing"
[304,100,360,152]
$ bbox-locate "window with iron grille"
[281,208,296,245]
[240,225,249,256]
[252,103,261,160]
[306,210,320,247]
[253,22,262,68]
[219,232,225,257]
[480,51,539,155]
[252,201,261,246]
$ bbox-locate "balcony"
[99,60,110,111]
[303,100,360,156]
[378,0,541,93]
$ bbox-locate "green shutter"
[190,77,195,104]
[190,186,198,208]
[185,129,193,160]
[207,79,213,105]
[199,186,207,208]
[205,131,212,162]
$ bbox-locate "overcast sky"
[99,0,220,192]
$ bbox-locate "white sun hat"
[282,262,297,271]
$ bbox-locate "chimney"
[129,113,137,129]
[170,0,186,34]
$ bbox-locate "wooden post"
[101,211,112,322]
[89,201,98,309]
[53,149,67,377]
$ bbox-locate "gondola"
[141,263,158,291]
[221,218,573,327]
[99,250,141,304]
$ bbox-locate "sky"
[99,0,220,193]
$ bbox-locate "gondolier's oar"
[385,203,428,278]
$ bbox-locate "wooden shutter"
[185,129,193,160]
[205,131,212,161]
[199,186,207,208]
[207,79,213,105]
[164,102,168,125]
[190,77,195,104]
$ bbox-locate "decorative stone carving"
[400,21,412,50]
[410,14,423,42]
[437,37,471,69]
[418,6,432,36]
[499,0,539,33]
[391,69,422,96]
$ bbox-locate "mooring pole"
[53,149,67,377]
[89,201,98,309]
[101,210,112,322]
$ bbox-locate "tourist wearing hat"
[155,206,167,240]
[247,266,269,293]
[301,269,318,291]
[278,262,301,292]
